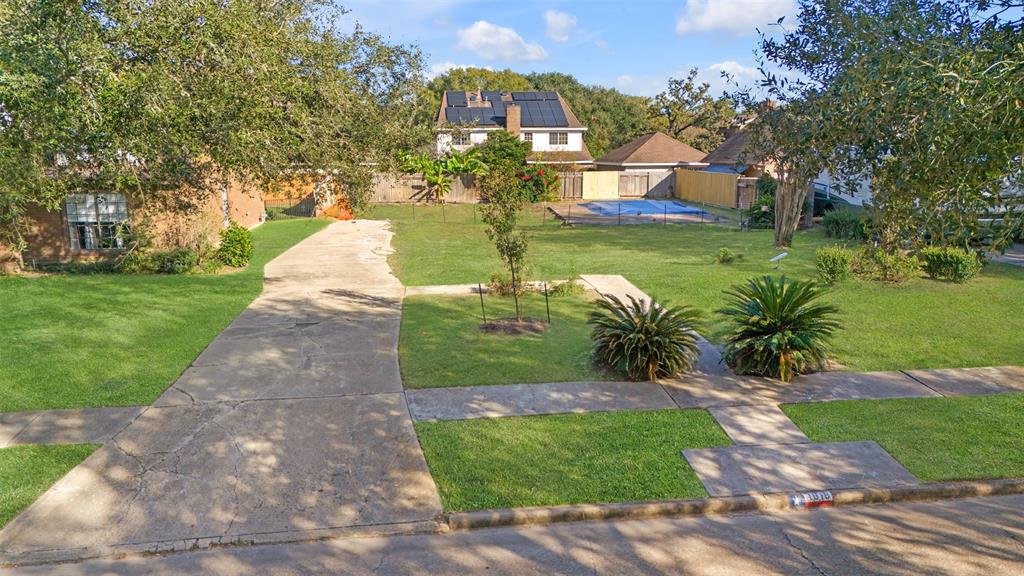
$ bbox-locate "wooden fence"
[371,172,593,203]
[674,168,743,208]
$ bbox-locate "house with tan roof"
[594,132,708,197]
[436,90,593,166]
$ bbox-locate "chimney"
[506,103,521,137]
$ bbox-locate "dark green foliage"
[919,246,982,283]
[852,247,920,283]
[756,173,778,197]
[822,209,868,241]
[589,294,701,381]
[0,0,425,248]
[815,246,854,284]
[715,247,741,264]
[719,276,840,382]
[477,130,531,173]
[748,194,775,229]
[154,249,199,274]
[217,222,254,268]
[519,165,559,203]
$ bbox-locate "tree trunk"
[774,176,807,248]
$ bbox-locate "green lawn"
[415,409,731,511]
[0,444,97,528]
[400,293,608,388]
[366,203,1024,372]
[783,394,1024,481]
[0,218,330,413]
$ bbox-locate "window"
[452,132,471,146]
[549,132,569,146]
[65,193,129,251]
[522,132,533,143]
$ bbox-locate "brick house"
[15,178,265,266]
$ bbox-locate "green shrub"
[851,247,921,283]
[115,251,158,273]
[216,222,254,267]
[718,276,841,382]
[822,209,867,241]
[815,246,854,284]
[488,272,530,296]
[154,248,199,274]
[747,194,775,229]
[589,294,701,381]
[919,246,982,283]
[715,247,742,264]
[548,279,584,297]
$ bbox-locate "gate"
[618,173,650,197]
[559,173,583,199]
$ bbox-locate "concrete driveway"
[0,221,443,565]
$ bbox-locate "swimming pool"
[579,200,709,217]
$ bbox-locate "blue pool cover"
[580,200,708,217]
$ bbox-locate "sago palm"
[718,276,840,382]
[589,294,702,381]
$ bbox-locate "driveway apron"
[0,221,443,564]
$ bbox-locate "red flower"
[538,169,545,176]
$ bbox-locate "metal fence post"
[478,283,487,324]
[543,282,551,324]
[618,203,621,225]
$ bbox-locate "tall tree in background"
[751,0,1023,251]
[525,72,651,158]
[0,0,424,252]
[649,68,737,153]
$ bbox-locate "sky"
[337,0,797,97]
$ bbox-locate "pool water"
[579,200,709,217]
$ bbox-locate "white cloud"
[701,61,761,95]
[428,61,491,78]
[594,39,613,54]
[544,10,577,43]
[456,21,548,62]
[616,75,634,87]
[676,0,796,36]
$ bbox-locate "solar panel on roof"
[446,91,468,107]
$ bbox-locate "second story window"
[549,132,568,146]
[453,133,471,146]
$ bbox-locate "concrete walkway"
[0,407,143,448]
[0,221,443,565]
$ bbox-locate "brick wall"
[19,177,266,264]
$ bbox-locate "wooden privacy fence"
[674,168,744,208]
[371,172,591,203]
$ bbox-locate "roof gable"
[596,132,706,165]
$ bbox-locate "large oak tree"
[0,0,425,252]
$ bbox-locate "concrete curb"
[446,478,1024,530]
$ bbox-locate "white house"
[436,90,593,166]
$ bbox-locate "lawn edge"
[446,477,1024,530]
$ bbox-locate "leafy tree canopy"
[648,68,738,153]
[748,0,1024,251]
[0,0,426,250]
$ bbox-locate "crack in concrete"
[775,519,831,576]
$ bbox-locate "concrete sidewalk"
[0,221,443,565]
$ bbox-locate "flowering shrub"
[519,165,560,203]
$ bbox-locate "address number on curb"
[790,491,835,508]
